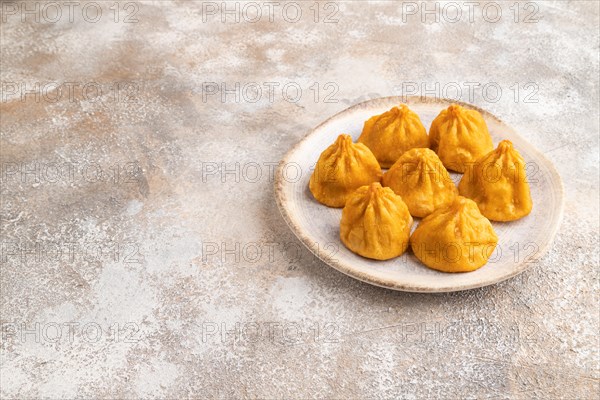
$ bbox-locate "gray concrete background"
[1,1,598,398]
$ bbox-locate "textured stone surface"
[1,1,598,398]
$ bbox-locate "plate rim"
[274,96,565,293]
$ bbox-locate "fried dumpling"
[309,134,382,207]
[357,104,429,168]
[410,196,498,272]
[459,140,533,221]
[340,183,413,260]
[382,148,458,218]
[429,104,493,173]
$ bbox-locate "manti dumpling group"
[309,134,382,207]
[307,101,533,273]
[340,183,413,260]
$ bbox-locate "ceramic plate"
[274,96,564,292]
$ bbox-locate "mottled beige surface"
[1,1,598,398]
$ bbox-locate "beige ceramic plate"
[275,96,564,292]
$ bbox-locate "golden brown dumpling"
[358,104,429,168]
[429,104,493,173]
[410,196,498,272]
[340,183,413,260]
[459,140,533,221]
[382,148,458,218]
[309,134,382,207]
